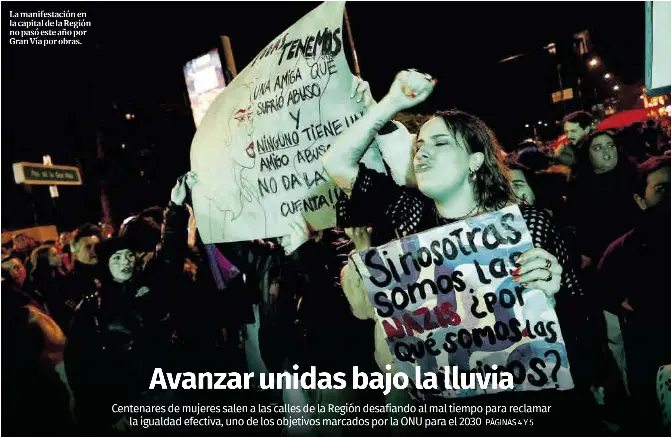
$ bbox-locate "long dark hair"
[434,110,514,211]
[575,130,636,181]
[576,130,616,176]
[573,130,639,210]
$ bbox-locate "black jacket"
[64,202,189,428]
[58,261,102,333]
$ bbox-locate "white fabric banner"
[190,1,385,243]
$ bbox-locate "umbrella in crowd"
[597,108,649,131]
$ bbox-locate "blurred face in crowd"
[510,170,536,206]
[2,258,27,287]
[59,232,70,247]
[564,121,591,146]
[635,166,671,210]
[589,134,618,174]
[101,224,114,240]
[72,235,100,265]
[555,143,576,166]
[108,249,136,283]
[13,234,33,251]
[48,247,63,268]
[413,117,483,202]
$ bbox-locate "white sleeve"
[375,120,417,187]
[340,261,377,321]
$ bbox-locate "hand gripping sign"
[350,205,574,400]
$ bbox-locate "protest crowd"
[4,3,671,435]
[4,68,670,436]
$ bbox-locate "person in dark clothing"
[505,159,539,206]
[10,233,39,265]
[598,156,671,433]
[566,130,640,270]
[59,223,103,332]
[615,124,651,164]
[137,205,166,227]
[29,244,66,318]
[2,253,47,311]
[557,111,596,168]
[120,216,162,252]
[505,160,611,398]
[3,278,76,436]
[323,70,605,434]
[564,131,643,424]
[215,239,276,340]
[505,159,581,270]
[268,224,386,437]
[563,111,596,148]
[286,228,379,376]
[70,224,102,267]
[2,252,28,289]
[171,236,248,378]
[64,173,194,434]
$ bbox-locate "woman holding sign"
[324,70,603,434]
[325,71,571,298]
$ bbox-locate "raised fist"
[382,69,436,112]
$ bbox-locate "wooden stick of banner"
[220,35,238,79]
[96,130,113,227]
[343,7,361,78]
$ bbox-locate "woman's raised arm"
[322,70,436,195]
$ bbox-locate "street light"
[538,121,543,125]
[613,85,620,91]
[525,124,530,128]
[604,73,611,79]
[589,58,599,67]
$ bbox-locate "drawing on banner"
[351,205,575,400]
[195,82,267,240]
[190,1,387,243]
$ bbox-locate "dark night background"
[1,2,645,232]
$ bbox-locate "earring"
[470,169,477,181]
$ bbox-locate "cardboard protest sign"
[190,1,386,243]
[2,226,59,245]
[351,205,574,399]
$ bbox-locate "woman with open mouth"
[323,70,604,434]
[64,174,195,433]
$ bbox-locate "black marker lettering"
[500,213,522,244]
[430,240,444,266]
[449,228,471,256]
[365,250,392,288]
[374,292,393,317]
